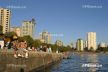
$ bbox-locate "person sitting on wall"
[17,40,28,58]
[2,43,8,54]
[12,40,19,58]
[48,46,52,53]
[43,45,47,52]
[39,45,43,52]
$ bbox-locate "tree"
[59,46,71,52]
[22,35,34,46]
[5,32,17,38]
[32,39,41,48]
[0,25,3,33]
[4,32,17,42]
[51,44,58,52]
[89,47,94,52]
[97,47,103,51]
[104,47,108,52]
[84,47,88,52]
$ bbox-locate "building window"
[7,10,9,12]
[6,24,8,26]
[6,28,8,30]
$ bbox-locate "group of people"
[0,38,29,58]
[12,39,28,58]
[38,45,52,53]
[0,38,54,59]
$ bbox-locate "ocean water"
[39,53,108,72]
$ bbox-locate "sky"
[0,0,108,45]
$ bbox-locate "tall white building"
[76,39,84,51]
[87,32,97,50]
[0,8,11,33]
[40,31,51,44]
[21,18,36,38]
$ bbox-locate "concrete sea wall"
[0,51,63,72]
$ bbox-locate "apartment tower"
[87,32,97,50]
[0,8,11,33]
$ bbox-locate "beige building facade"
[21,19,36,38]
[87,32,97,50]
[0,8,11,33]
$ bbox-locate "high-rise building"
[0,8,11,33]
[55,40,63,46]
[21,18,36,38]
[40,31,51,44]
[87,32,97,50]
[10,27,21,37]
[76,39,84,51]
